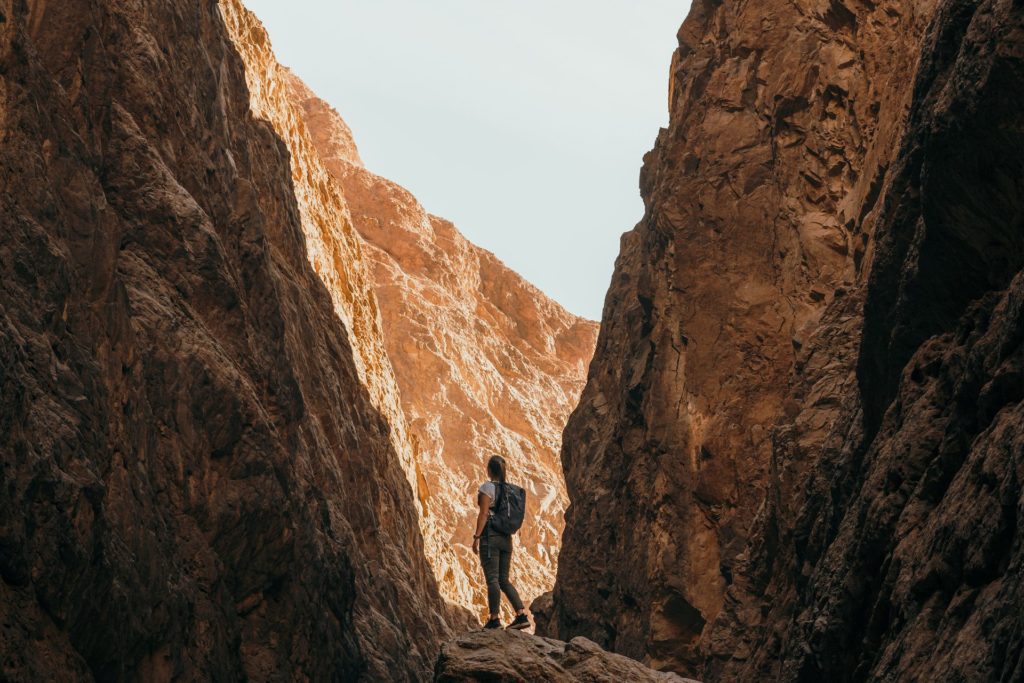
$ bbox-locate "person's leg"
[497,547,525,613]
[480,542,501,618]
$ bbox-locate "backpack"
[489,482,526,536]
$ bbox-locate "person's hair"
[487,455,507,483]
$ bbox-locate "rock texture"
[433,630,699,682]
[283,66,599,614]
[0,0,454,679]
[723,1,1024,679]
[221,0,597,619]
[545,0,1024,680]
[218,0,471,627]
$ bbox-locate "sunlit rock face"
[221,1,597,617]
[0,0,454,679]
[546,0,1024,680]
[285,76,600,617]
[219,0,470,619]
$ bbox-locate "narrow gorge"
[2,0,1021,681]
[221,0,598,620]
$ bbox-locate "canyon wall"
[218,0,472,624]
[285,72,599,616]
[545,0,1024,680]
[0,0,454,679]
[725,1,1024,678]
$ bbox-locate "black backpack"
[489,482,526,536]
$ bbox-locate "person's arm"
[472,491,491,553]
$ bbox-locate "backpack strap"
[487,481,501,549]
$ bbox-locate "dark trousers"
[479,531,524,615]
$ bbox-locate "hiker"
[472,454,530,630]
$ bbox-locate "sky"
[244,0,691,320]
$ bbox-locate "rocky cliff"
[724,1,1024,678]
[545,0,1024,680]
[0,0,453,679]
[282,63,598,614]
[218,0,474,628]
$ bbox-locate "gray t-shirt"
[478,481,499,510]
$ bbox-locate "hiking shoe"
[506,614,530,630]
[483,618,502,629]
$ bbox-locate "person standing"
[472,455,530,630]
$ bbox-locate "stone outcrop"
[0,0,454,679]
[433,630,700,682]
[283,65,598,614]
[545,0,1024,680]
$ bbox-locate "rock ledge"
[434,629,699,682]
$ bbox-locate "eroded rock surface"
[725,1,1024,679]
[219,0,472,627]
[221,0,597,619]
[283,68,599,615]
[434,630,699,682]
[546,0,938,668]
[0,0,452,679]
[546,0,1024,680]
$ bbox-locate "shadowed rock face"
[546,0,938,669]
[735,1,1024,679]
[283,61,598,616]
[0,0,452,679]
[546,0,1024,680]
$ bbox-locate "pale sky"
[244,0,691,320]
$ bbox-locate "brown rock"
[547,0,1024,681]
[218,0,473,629]
[0,1,453,679]
[283,69,364,170]
[433,629,700,682]
[548,0,937,669]
[722,0,1024,679]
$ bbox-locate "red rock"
[278,49,598,618]
[219,0,598,618]
[546,0,1024,681]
